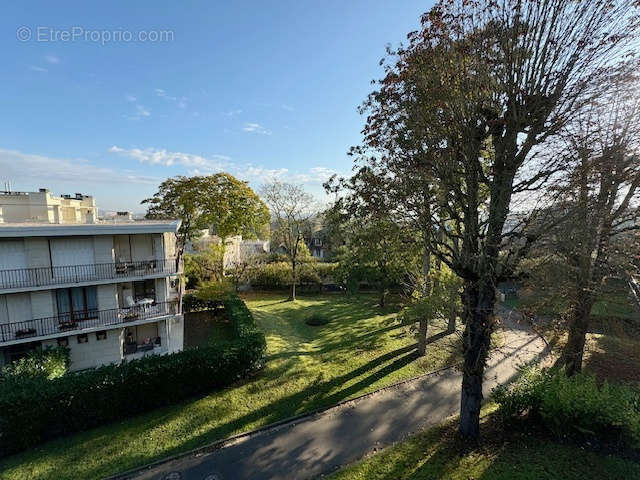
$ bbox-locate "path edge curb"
[105,360,462,480]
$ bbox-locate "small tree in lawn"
[261,181,316,301]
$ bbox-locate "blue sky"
[0,1,431,212]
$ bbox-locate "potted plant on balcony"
[123,309,139,321]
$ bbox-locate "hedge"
[494,367,640,448]
[249,261,337,290]
[0,296,265,457]
[0,346,70,385]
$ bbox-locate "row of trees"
[331,0,640,441]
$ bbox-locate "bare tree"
[261,181,316,301]
[551,79,640,375]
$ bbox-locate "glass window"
[133,280,155,301]
[56,286,98,321]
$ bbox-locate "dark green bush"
[494,367,640,448]
[0,296,265,457]
[305,313,330,326]
[183,293,223,312]
[0,346,70,384]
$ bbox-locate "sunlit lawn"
[329,405,640,480]
[0,293,462,480]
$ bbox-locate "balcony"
[0,300,178,344]
[0,258,180,292]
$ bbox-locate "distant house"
[187,231,269,270]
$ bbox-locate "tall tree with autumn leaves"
[357,0,639,440]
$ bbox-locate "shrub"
[0,346,70,384]
[248,261,337,290]
[0,296,265,457]
[305,313,330,326]
[494,367,640,448]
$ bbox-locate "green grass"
[0,293,462,480]
[329,405,640,480]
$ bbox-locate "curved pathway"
[122,306,549,480]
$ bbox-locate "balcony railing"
[0,258,180,291]
[0,300,178,343]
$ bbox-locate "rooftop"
[0,219,181,238]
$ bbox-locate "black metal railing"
[0,301,178,343]
[0,258,180,290]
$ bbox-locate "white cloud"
[29,65,48,73]
[0,148,158,185]
[45,55,60,64]
[125,94,137,102]
[109,146,229,171]
[127,104,151,120]
[243,123,272,135]
[155,88,187,109]
[241,165,337,185]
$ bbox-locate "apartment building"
[0,188,98,224]
[0,191,184,371]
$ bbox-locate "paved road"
[127,307,548,480]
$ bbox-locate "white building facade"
[0,221,184,371]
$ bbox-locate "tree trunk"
[379,287,385,308]
[417,246,431,356]
[447,308,456,333]
[562,294,593,376]
[289,262,297,301]
[459,281,495,440]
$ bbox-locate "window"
[77,334,88,344]
[56,286,98,322]
[314,238,322,246]
[96,331,107,341]
[57,337,69,347]
[133,280,155,302]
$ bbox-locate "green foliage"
[400,267,462,324]
[305,312,330,326]
[184,242,226,288]
[195,280,234,302]
[143,174,270,247]
[249,262,337,290]
[0,297,265,457]
[494,367,640,447]
[0,346,70,384]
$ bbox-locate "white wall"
[66,328,122,371]
[166,315,184,354]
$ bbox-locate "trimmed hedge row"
[0,296,265,457]
[182,293,224,312]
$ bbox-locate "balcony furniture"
[58,321,78,331]
[138,342,154,352]
[15,328,36,339]
[123,343,137,355]
[136,298,155,312]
